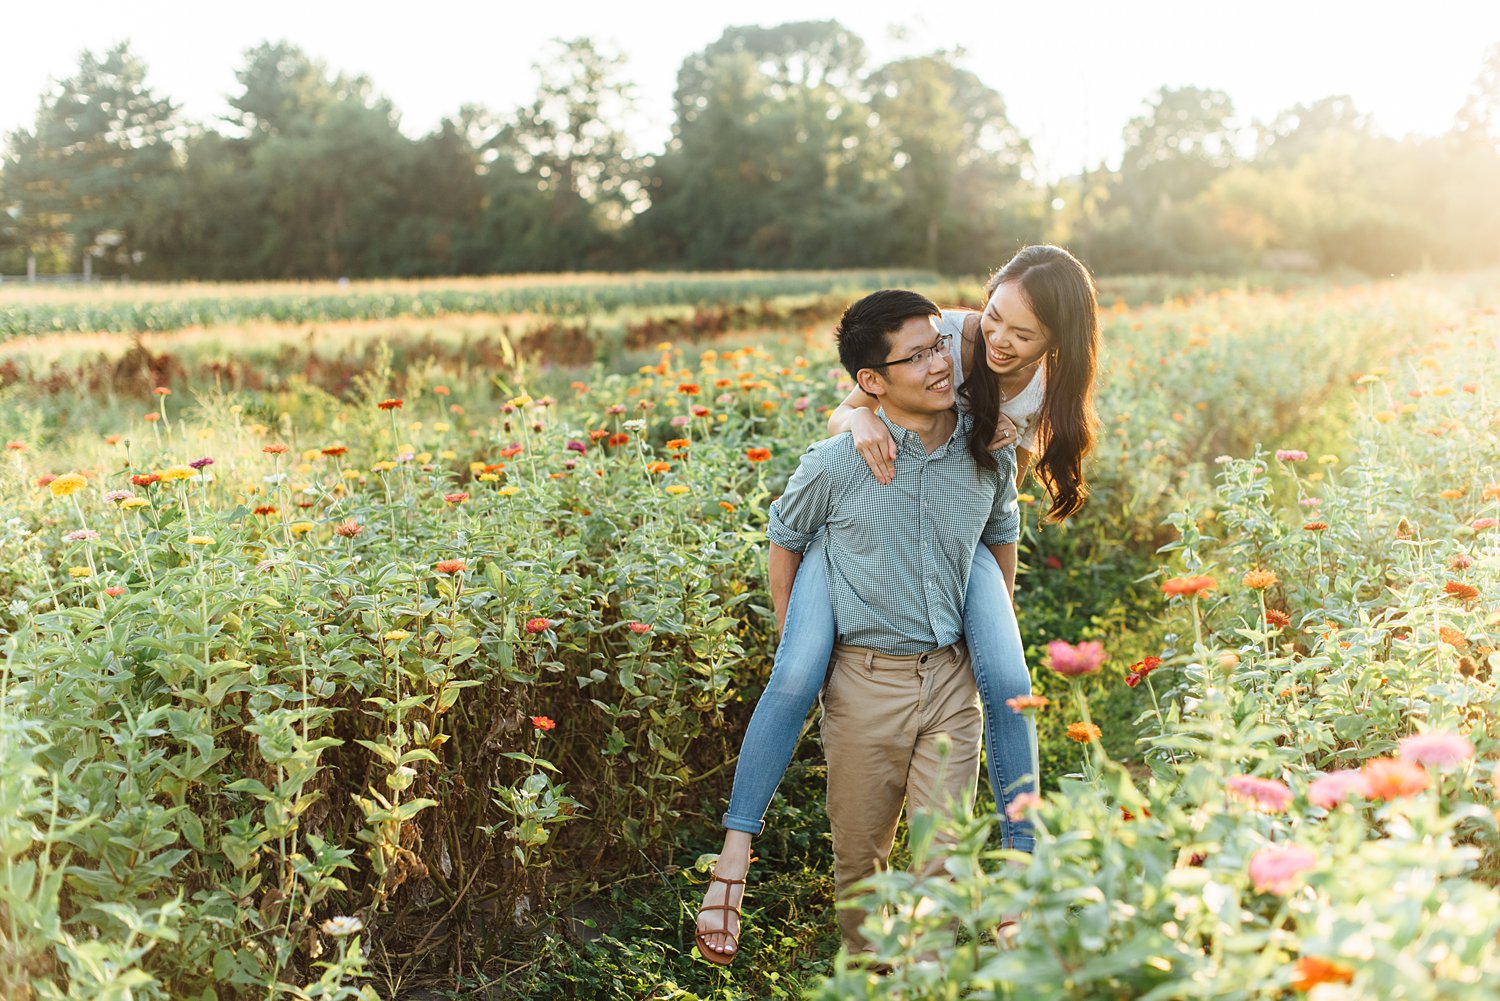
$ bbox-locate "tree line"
[2,23,1498,281]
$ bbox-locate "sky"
[4,1,1498,180]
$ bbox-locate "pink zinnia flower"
[627,622,653,634]
[1308,769,1371,809]
[1227,775,1294,812]
[1046,640,1107,677]
[1472,517,1498,531]
[1398,731,1475,772]
[64,529,101,542]
[1005,793,1043,822]
[1275,450,1308,462]
[1249,844,1317,894]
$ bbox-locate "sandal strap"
[708,872,746,887]
[699,903,742,915]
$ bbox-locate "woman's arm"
[828,386,898,485]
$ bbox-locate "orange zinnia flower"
[253,505,278,516]
[1241,569,1278,590]
[334,519,363,538]
[378,399,403,410]
[1445,581,1479,602]
[153,386,171,396]
[677,383,701,395]
[1439,626,1469,649]
[530,715,557,731]
[444,492,470,504]
[1303,521,1329,532]
[646,461,671,474]
[263,443,289,454]
[1292,957,1355,991]
[1006,695,1049,712]
[434,559,469,574]
[1161,575,1216,597]
[665,438,691,450]
[746,447,772,463]
[1361,757,1430,800]
[1265,609,1292,629]
[1067,721,1102,743]
[719,501,737,512]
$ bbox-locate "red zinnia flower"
[444,492,470,504]
[131,473,161,487]
[377,399,403,411]
[1124,656,1163,687]
[746,447,772,463]
[253,505,278,516]
[607,433,630,447]
[525,617,552,634]
[1265,609,1292,629]
[322,445,349,457]
[1445,580,1479,602]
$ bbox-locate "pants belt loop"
[862,648,875,675]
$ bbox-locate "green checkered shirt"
[768,410,1018,655]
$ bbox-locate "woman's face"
[980,280,1052,377]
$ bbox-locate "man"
[767,288,1020,956]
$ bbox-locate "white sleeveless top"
[939,309,1045,452]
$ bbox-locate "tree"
[1118,86,1238,224]
[640,21,876,268]
[866,53,1037,271]
[1456,42,1500,151]
[480,38,639,270]
[1,42,179,273]
[1256,95,1371,165]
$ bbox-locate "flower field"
[0,272,1496,999]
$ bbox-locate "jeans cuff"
[722,812,764,835]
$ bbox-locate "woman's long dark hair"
[962,245,1099,522]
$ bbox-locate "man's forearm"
[987,543,1017,602]
[769,543,803,635]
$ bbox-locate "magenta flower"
[1046,640,1107,677]
[1249,844,1317,894]
[1398,731,1475,772]
[566,440,588,454]
[1308,769,1371,809]
[1227,775,1294,812]
[188,456,215,470]
[1275,450,1308,462]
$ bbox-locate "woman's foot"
[695,833,752,962]
[695,866,747,963]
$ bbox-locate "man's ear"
[855,367,885,398]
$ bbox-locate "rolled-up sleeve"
[981,447,1020,546]
[768,445,835,553]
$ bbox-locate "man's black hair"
[835,289,942,382]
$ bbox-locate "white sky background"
[4,1,1499,180]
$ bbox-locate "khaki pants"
[820,641,982,954]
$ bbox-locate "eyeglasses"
[871,333,953,372]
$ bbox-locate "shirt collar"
[876,408,969,457]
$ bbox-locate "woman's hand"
[988,413,1020,451]
[850,407,898,485]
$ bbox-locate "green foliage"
[0,273,1493,998]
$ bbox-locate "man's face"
[860,314,955,417]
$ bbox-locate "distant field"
[0,269,1331,340]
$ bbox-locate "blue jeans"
[722,537,1037,851]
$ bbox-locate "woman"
[695,245,1101,964]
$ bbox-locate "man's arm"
[987,542,1017,602]
[769,543,803,636]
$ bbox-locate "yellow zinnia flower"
[49,473,88,498]
[289,521,315,535]
[383,629,411,641]
[498,486,519,497]
[478,473,500,482]
[160,465,196,482]
[120,497,150,510]
[67,565,92,578]
[664,484,690,495]
[186,535,214,545]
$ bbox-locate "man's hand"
[850,408,898,485]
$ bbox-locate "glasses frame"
[869,333,953,372]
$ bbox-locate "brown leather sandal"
[694,870,746,965]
